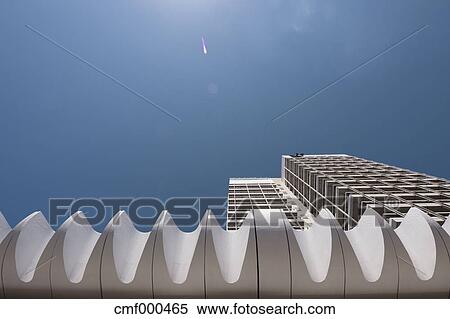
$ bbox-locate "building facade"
[282,154,450,229]
[227,178,310,230]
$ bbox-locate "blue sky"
[1,0,450,228]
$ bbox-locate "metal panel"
[254,210,291,298]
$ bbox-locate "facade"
[282,154,450,229]
[0,154,449,298]
[227,178,311,230]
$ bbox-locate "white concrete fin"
[15,212,55,283]
[62,212,101,283]
[395,207,436,280]
[258,209,272,225]
[112,211,150,284]
[0,212,11,244]
[162,212,202,284]
[443,216,450,235]
[345,208,385,282]
[209,212,251,283]
[292,209,333,283]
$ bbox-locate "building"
[282,154,450,229]
[0,154,449,298]
[228,154,450,230]
[227,178,311,230]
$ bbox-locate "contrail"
[25,24,181,122]
[202,36,208,55]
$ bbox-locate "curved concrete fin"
[205,211,257,298]
[2,209,449,298]
[112,211,151,284]
[0,212,12,298]
[394,208,436,280]
[15,212,54,283]
[345,208,386,282]
[443,216,450,235]
[162,211,206,284]
[291,209,333,283]
[100,210,165,298]
[0,212,11,244]
[286,208,346,298]
[62,211,101,283]
[152,210,207,297]
[208,211,251,283]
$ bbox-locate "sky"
[1,0,450,229]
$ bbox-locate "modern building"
[227,178,311,230]
[282,154,450,229]
[0,154,449,298]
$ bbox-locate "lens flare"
[202,36,208,55]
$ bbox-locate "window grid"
[227,180,304,230]
[283,155,450,230]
